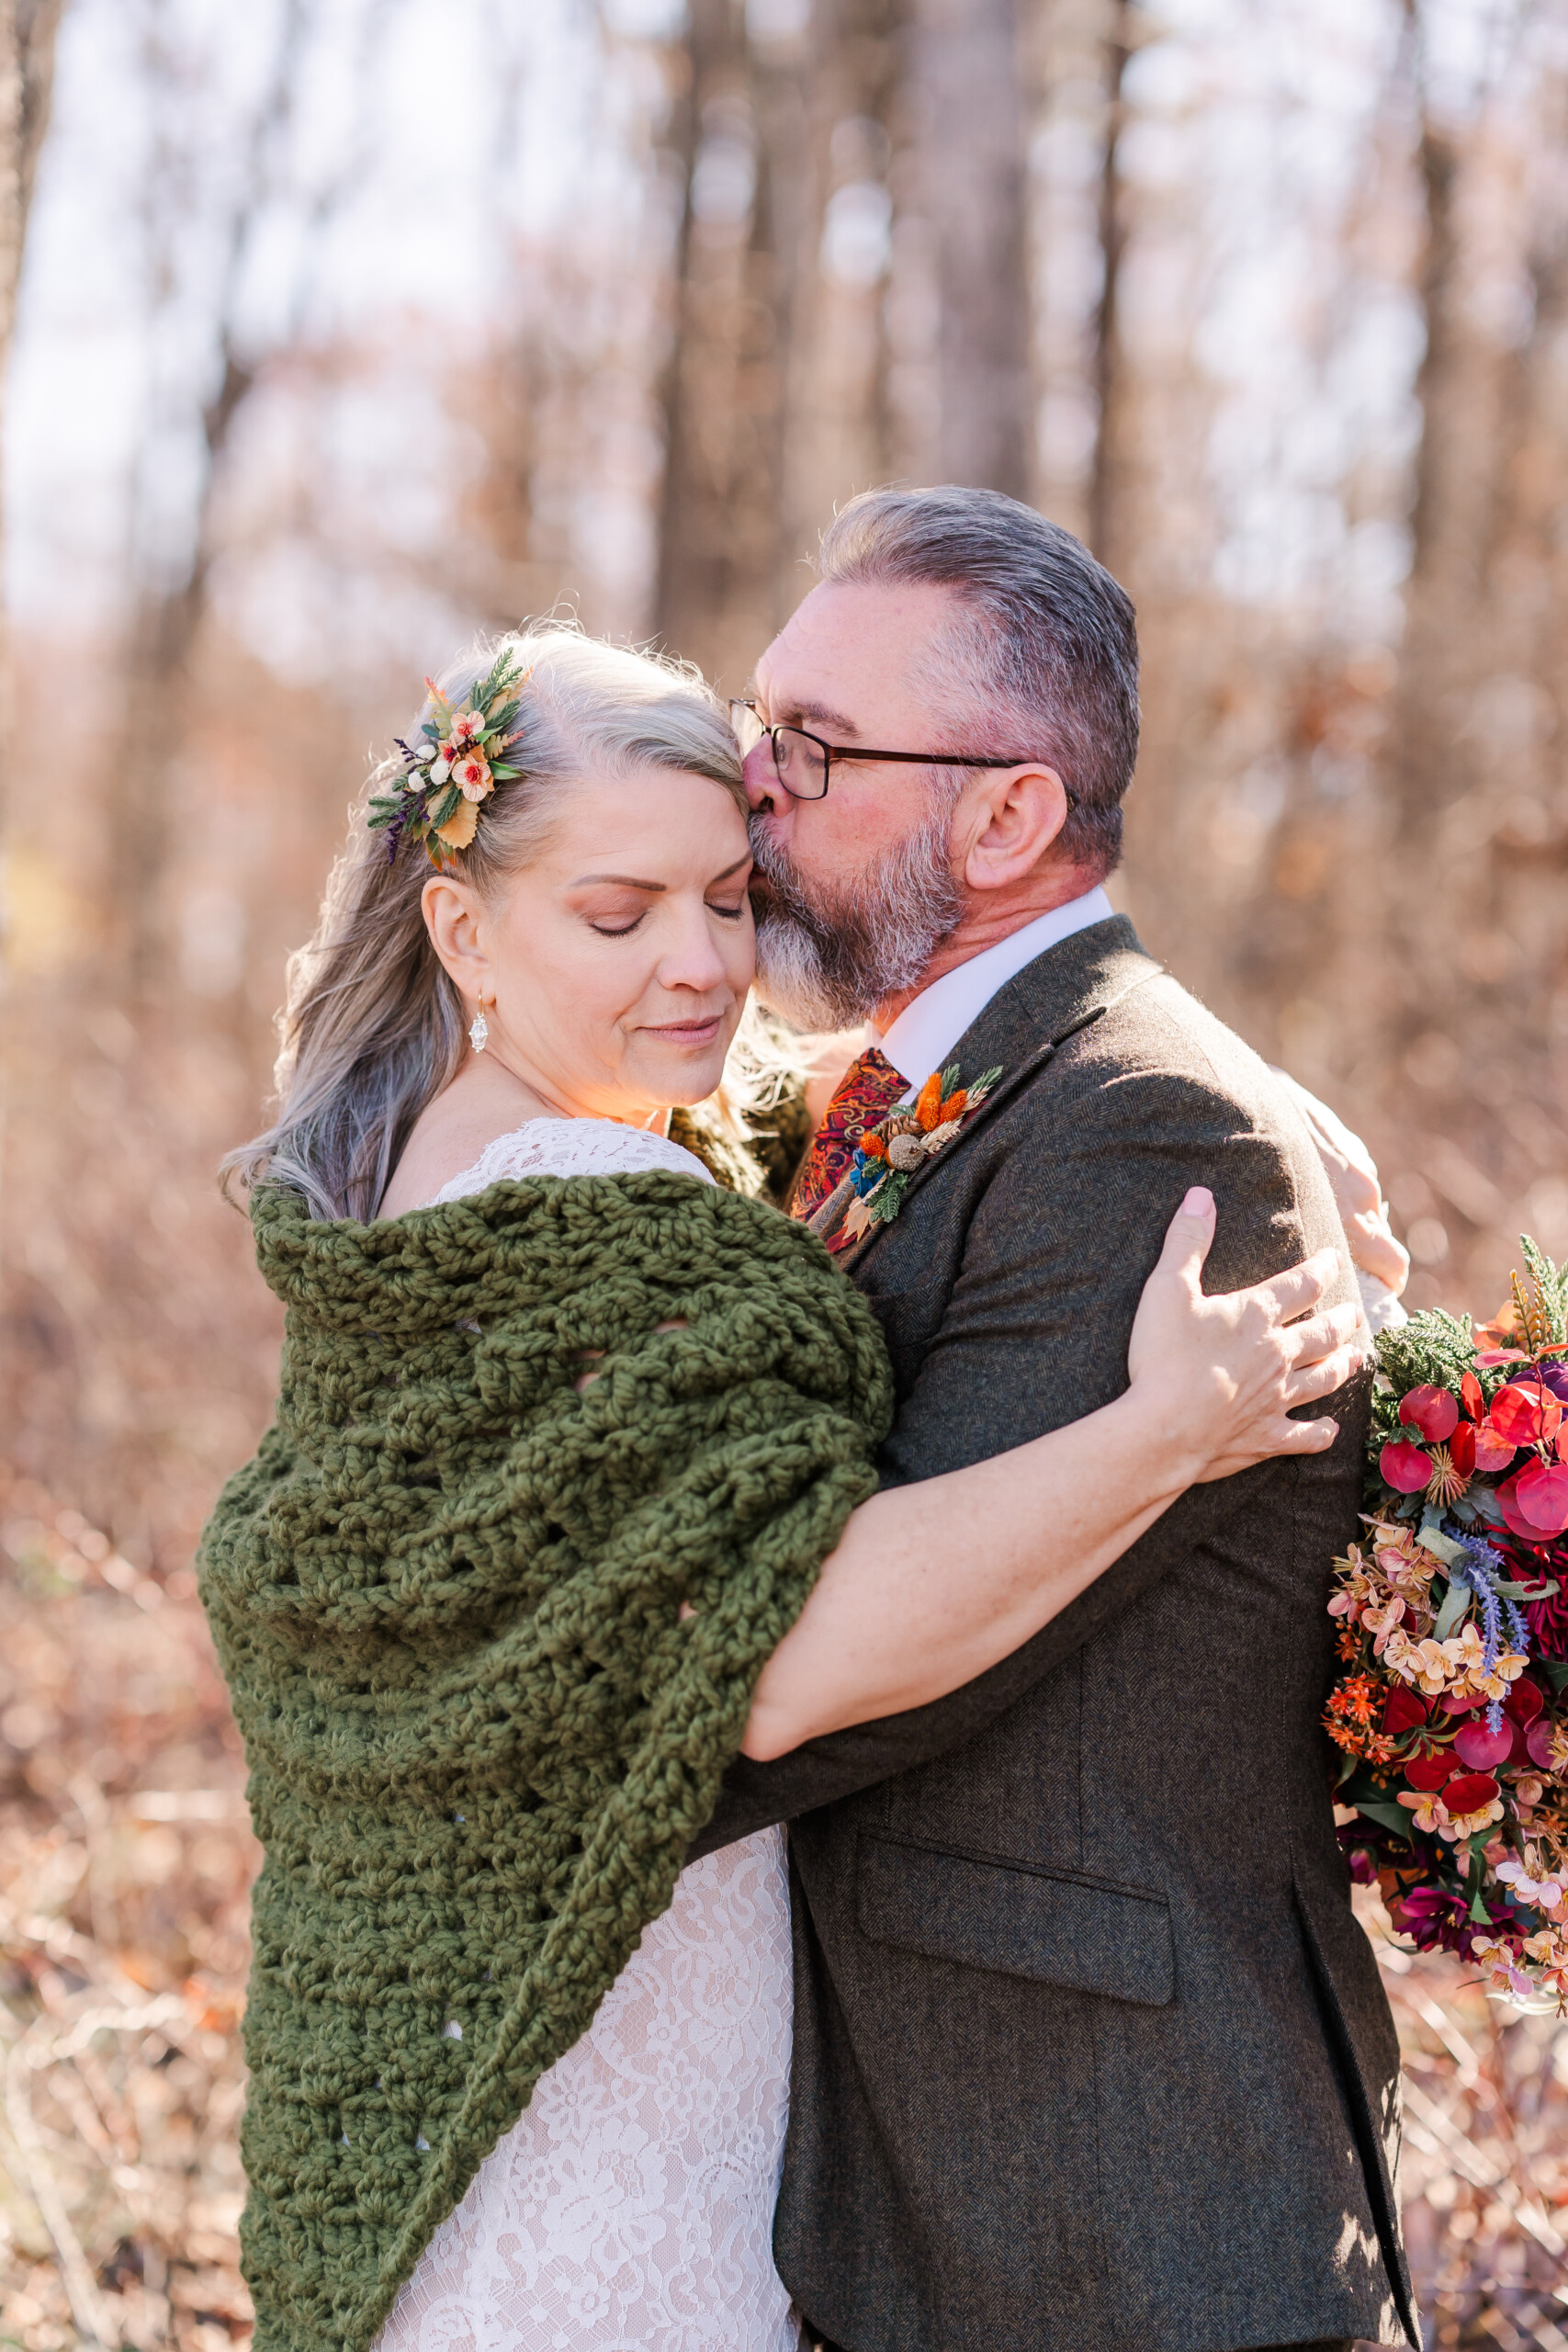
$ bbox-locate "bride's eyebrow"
[570,854,749,890]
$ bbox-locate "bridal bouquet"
[1325,1239,1568,2007]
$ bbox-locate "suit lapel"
[831,915,1162,1279]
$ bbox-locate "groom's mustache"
[744,804,964,1030]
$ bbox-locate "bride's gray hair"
[225,620,752,1223]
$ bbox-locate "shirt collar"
[875,885,1115,1091]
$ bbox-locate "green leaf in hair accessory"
[369,651,534,872]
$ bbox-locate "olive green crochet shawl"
[198,1171,892,2352]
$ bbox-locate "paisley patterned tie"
[789,1045,909,1240]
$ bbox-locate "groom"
[693,487,1416,2352]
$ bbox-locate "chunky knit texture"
[197,1171,892,2352]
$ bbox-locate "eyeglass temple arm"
[828,746,1046,771]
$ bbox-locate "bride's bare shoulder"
[378,1067,544,1218]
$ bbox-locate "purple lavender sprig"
[1451,1531,1524,1734]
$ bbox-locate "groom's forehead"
[755,578,957,725]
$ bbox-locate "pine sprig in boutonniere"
[839,1060,1003,1243]
[367,647,530,871]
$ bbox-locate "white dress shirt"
[876,885,1114,1091]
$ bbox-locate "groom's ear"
[958,763,1072,893]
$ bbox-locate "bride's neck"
[465,1045,669,1134]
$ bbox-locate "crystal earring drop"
[468,998,490,1053]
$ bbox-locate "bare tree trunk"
[107,0,308,993]
[0,0,64,781]
[1371,6,1568,1305]
[654,0,794,690]
[655,0,905,680]
[1088,0,1131,566]
[0,0,62,372]
[775,0,903,560]
[908,0,1028,495]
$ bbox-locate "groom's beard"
[748,794,964,1032]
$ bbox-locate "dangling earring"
[468,995,491,1054]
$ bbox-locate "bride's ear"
[422,874,492,1007]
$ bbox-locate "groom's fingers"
[1252,1247,1343,1328]
[1278,1299,1363,1369]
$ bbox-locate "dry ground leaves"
[0,1468,254,2352]
[0,1475,1565,2351]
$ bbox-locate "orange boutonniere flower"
[840,1060,1002,1243]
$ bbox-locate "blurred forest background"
[0,0,1567,2345]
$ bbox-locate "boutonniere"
[840,1061,1003,1242]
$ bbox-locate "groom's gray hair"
[816,485,1139,879]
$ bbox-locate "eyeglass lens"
[728,706,829,798]
[772,727,828,799]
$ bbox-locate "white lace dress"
[378,1118,800,2352]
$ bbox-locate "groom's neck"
[869,864,1102,1035]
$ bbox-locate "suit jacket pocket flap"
[857,1833,1174,2007]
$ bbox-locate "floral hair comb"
[367,649,530,870]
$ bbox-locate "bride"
[206,623,1365,2352]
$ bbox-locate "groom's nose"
[742,742,780,813]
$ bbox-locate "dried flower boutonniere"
[838,1060,1003,1243]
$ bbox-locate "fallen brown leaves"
[1,1466,1567,2350]
[0,1467,254,2352]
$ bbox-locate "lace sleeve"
[426,1118,717,1208]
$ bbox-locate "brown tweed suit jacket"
[694,916,1416,2352]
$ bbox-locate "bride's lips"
[642,1015,724,1047]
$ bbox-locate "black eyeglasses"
[729,701,1070,805]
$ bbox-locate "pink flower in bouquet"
[1525,1713,1568,1773]
[1371,1525,1439,1597]
[1397,1787,1452,1836]
[1399,1384,1459,1442]
[1471,1419,1519,1473]
[1497,1472,1564,1544]
[1386,1633,1461,1693]
[1522,1927,1568,1999]
[1450,1623,1528,1703]
[1490,1377,1562,1448]
[1509,1459,1568,1536]
[1382,1686,1429,1737]
[1470,1934,1536,2001]
[1435,1770,1505,1839]
[1380,1441,1434,1494]
[1389,1883,1478,1957]
[1360,1595,1407,1654]
[1495,1849,1568,1917]
[1453,1715,1515,1770]
[1506,1677,1545,1726]
[448,707,487,749]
